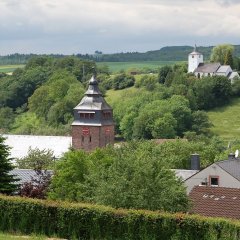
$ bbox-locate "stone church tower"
[71,75,114,151]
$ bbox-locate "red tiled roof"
[189,186,240,219]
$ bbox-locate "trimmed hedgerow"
[0,195,240,239]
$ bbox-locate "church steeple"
[71,75,114,151]
[188,45,203,73]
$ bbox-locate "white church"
[188,46,239,82]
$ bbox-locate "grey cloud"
[215,0,240,6]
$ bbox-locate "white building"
[185,154,240,194]
[2,134,72,159]
[188,46,239,82]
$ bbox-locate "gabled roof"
[10,169,53,185]
[216,158,240,181]
[216,65,231,73]
[173,169,199,181]
[189,186,240,219]
[194,63,221,73]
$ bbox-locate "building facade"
[185,154,240,194]
[71,75,114,151]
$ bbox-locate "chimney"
[228,153,235,160]
[191,153,200,170]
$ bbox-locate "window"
[209,176,219,186]
[102,112,111,119]
[197,73,200,79]
[79,112,95,119]
[89,136,92,143]
[192,55,194,58]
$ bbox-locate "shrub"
[0,195,240,239]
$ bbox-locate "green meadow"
[0,232,56,240]
[0,65,24,73]
[208,98,240,141]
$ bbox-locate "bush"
[0,195,240,239]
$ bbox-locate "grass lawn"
[0,232,63,240]
[207,97,240,141]
[97,61,181,72]
[0,65,25,73]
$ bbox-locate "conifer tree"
[0,136,19,194]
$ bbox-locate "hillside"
[1,45,240,65]
[208,97,240,141]
[88,45,240,62]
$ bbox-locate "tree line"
[1,45,240,64]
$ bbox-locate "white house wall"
[185,163,240,194]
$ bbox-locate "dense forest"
[1,45,240,65]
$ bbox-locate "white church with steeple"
[188,45,239,82]
[188,45,203,73]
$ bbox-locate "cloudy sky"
[0,0,240,55]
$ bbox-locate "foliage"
[16,148,55,170]
[48,150,90,201]
[210,44,234,65]
[0,107,15,132]
[1,194,240,240]
[158,65,172,84]
[112,73,135,90]
[0,136,19,194]
[135,74,158,90]
[49,142,189,212]
[193,76,232,110]
[19,169,51,200]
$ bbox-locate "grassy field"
[208,98,240,141]
[0,65,24,73]
[0,61,179,74]
[0,232,64,240]
[97,61,181,72]
[105,86,139,105]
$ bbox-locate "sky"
[0,0,240,55]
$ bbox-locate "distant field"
[0,65,24,73]
[207,98,240,141]
[97,61,181,72]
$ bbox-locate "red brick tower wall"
[72,125,114,151]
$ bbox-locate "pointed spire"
[194,44,197,52]
[85,75,102,96]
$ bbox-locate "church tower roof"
[74,75,112,111]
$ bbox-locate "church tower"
[188,45,203,73]
[71,75,114,151]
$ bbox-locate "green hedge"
[0,195,240,240]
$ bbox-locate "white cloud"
[0,0,239,54]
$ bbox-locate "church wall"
[72,125,114,151]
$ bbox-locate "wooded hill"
[1,45,240,64]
